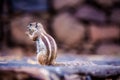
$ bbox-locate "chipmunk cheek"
[31,32,38,40]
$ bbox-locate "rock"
[75,5,106,23]
[89,24,119,43]
[52,12,85,48]
[97,44,120,55]
[94,0,115,7]
[53,0,84,10]
[110,8,120,24]
[0,61,120,80]
[0,54,120,80]
[11,14,34,45]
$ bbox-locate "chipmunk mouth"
[27,31,39,41]
[26,31,34,39]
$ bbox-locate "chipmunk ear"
[30,23,32,26]
[35,22,38,28]
[37,22,43,27]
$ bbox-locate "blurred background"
[0,0,120,57]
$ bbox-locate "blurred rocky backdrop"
[0,0,120,55]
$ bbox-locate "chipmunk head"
[26,22,45,41]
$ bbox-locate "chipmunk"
[26,22,96,66]
[26,22,57,65]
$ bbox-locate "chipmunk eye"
[30,23,32,26]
